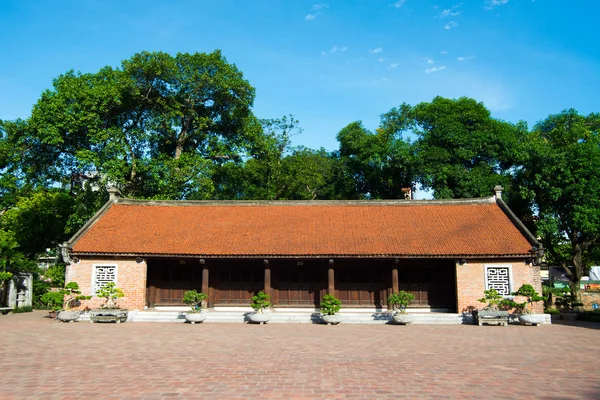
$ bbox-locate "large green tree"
[380,97,524,200]
[517,110,600,302]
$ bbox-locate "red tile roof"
[70,199,535,258]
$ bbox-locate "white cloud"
[425,66,447,73]
[312,3,329,10]
[378,57,386,62]
[440,50,448,55]
[439,9,461,18]
[427,58,434,64]
[391,0,407,8]
[444,21,458,30]
[485,0,509,10]
[306,14,317,20]
[389,63,399,68]
[457,55,476,61]
[322,45,349,56]
[369,47,383,54]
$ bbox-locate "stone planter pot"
[90,309,128,323]
[518,313,546,326]
[185,312,206,324]
[392,313,415,325]
[322,314,343,325]
[57,310,81,323]
[249,312,271,324]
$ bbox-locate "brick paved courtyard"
[1,311,599,399]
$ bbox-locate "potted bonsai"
[555,287,583,321]
[90,282,128,323]
[57,282,91,323]
[249,291,271,324]
[512,284,547,326]
[476,289,510,326]
[388,291,416,325]
[320,293,342,325]
[182,289,208,324]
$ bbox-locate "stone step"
[130,310,473,324]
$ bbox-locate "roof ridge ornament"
[494,185,503,200]
[107,186,121,201]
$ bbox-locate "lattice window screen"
[485,267,511,296]
[94,266,117,293]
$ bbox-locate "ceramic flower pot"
[322,314,343,325]
[518,313,546,326]
[249,312,271,324]
[185,312,206,324]
[57,310,81,323]
[392,313,415,325]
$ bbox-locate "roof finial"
[107,186,121,201]
[494,185,503,200]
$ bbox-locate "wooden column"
[328,259,335,295]
[390,259,399,311]
[200,260,211,309]
[264,260,272,308]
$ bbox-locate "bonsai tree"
[250,291,271,313]
[96,282,124,309]
[320,293,342,316]
[182,290,208,313]
[40,290,63,311]
[511,284,546,314]
[478,289,506,311]
[554,287,583,312]
[388,291,415,314]
[62,282,91,310]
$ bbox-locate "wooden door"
[336,265,387,307]
[214,263,263,305]
[276,266,325,307]
[146,260,203,307]
[398,260,455,309]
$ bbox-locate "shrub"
[96,282,124,309]
[40,291,64,311]
[63,282,91,310]
[320,294,341,316]
[250,291,271,313]
[511,284,546,314]
[478,289,505,311]
[576,311,600,323]
[544,308,560,315]
[12,305,33,313]
[388,291,415,314]
[182,290,208,312]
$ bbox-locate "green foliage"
[387,291,415,314]
[40,291,64,311]
[96,282,124,309]
[41,264,66,288]
[182,290,208,312]
[0,271,12,281]
[516,110,600,300]
[544,308,560,316]
[62,282,91,310]
[576,311,600,323]
[511,284,546,314]
[554,287,583,311]
[320,293,342,316]
[477,289,506,311]
[11,305,33,313]
[250,291,271,313]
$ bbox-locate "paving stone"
[0,311,598,399]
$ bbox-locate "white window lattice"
[485,267,511,296]
[94,266,117,293]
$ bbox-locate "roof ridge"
[114,197,497,207]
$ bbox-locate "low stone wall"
[581,291,600,310]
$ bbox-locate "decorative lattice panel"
[485,267,511,295]
[95,266,117,292]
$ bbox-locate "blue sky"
[1,0,599,151]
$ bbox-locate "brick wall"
[456,259,543,314]
[581,291,600,310]
[66,257,147,310]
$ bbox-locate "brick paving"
[1,312,599,399]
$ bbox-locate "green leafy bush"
[96,282,124,309]
[63,282,91,310]
[478,289,506,311]
[12,305,33,313]
[182,290,208,312]
[576,311,600,323]
[250,291,271,313]
[320,294,341,316]
[511,284,546,314]
[40,291,64,311]
[544,307,560,315]
[387,291,415,314]
[554,287,583,311]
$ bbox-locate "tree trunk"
[569,243,585,309]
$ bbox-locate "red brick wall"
[456,259,543,313]
[66,257,147,310]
